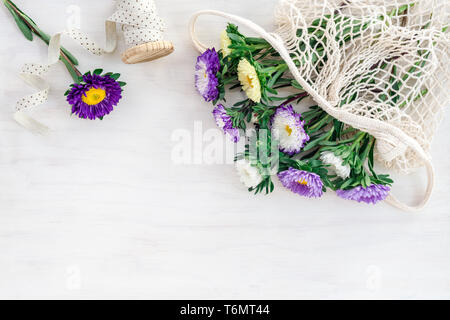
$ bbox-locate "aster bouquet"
[4,0,126,121]
[194,23,408,205]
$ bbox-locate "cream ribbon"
[13,0,166,133]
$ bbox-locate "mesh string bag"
[189,0,450,211]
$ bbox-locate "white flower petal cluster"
[235,159,263,188]
[320,151,351,179]
[271,105,308,155]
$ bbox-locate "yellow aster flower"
[220,30,232,57]
[237,58,261,103]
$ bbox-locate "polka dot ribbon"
[14,0,166,133]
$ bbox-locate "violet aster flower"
[271,105,309,155]
[278,168,323,198]
[336,184,390,204]
[195,48,220,102]
[66,72,124,120]
[213,104,240,143]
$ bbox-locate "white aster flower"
[271,105,309,155]
[220,30,232,57]
[237,58,261,103]
[235,159,263,188]
[320,151,351,179]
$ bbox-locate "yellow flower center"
[246,75,254,88]
[297,179,308,186]
[82,87,106,106]
[285,125,293,136]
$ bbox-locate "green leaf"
[364,175,371,188]
[227,33,245,44]
[93,69,103,75]
[61,59,81,83]
[267,67,287,88]
[110,73,121,80]
[221,63,228,75]
[265,87,278,95]
[245,37,269,45]
[60,47,79,66]
[118,81,127,87]
[4,1,33,41]
[339,178,354,190]
[291,80,303,90]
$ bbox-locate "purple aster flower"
[67,72,123,120]
[213,104,240,143]
[271,105,309,155]
[195,48,220,102]
[336,184,390,204]
[278,168,323,198]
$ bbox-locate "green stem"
[360,136,375,163]
[223,77,237,85]
[351,132,367,150]
[310,127,336,160]
[309,114,331,132]
[279,92,309,107]
[4,0,82,82]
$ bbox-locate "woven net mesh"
[274,0,449,173]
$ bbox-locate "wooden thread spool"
[116,0,174,64]
[122,39,174,64]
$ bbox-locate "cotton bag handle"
[189,10,435,212]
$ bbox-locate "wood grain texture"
[0,0,449,299]
[122,40,174,64]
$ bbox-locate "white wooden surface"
[0,0,449,300]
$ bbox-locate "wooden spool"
[122,40,174,64]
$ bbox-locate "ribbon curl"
[13,0,167,133]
